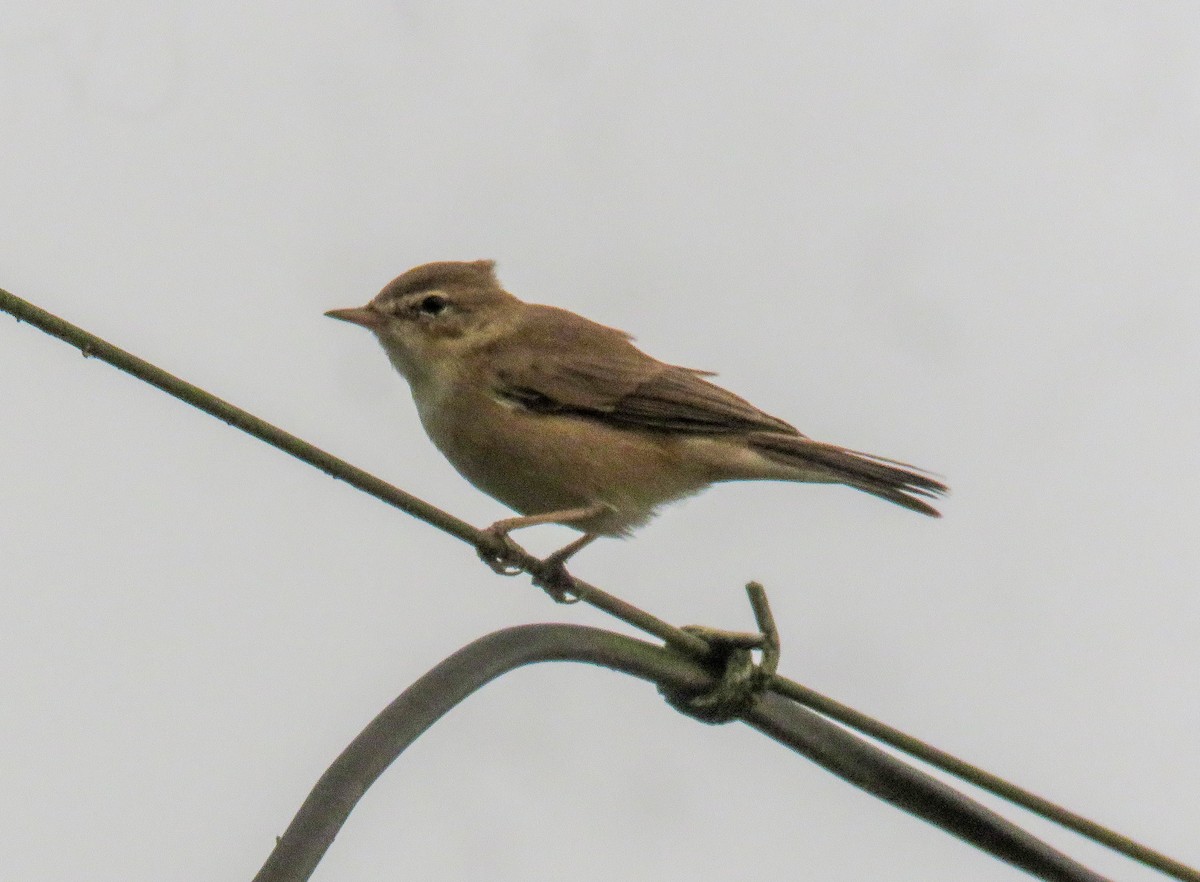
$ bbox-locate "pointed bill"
[325,305,382,330]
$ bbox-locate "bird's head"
[326,260,519,386]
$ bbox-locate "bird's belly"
[417,394,717,536]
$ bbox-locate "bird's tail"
[748,434,947,517]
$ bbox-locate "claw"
[532,560,582,604]
[473,519,598,601]
[475,528,524,576]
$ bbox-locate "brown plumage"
[328,260,947,567]
[481,301,944,518]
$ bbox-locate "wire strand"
[2,285,1196,882]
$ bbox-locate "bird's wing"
[485,305,798,435]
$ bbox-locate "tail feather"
[749,434,948,517]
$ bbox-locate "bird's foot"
[475,522,596,602]
[531,552,583,604]
[529,533,598,603]
[475,526,525,576]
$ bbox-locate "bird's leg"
[534,533,600,602]
[475,503,607,585]
[543,532,600,569]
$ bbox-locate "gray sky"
[2,3,1198,880]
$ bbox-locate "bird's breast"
[410,384,719,536]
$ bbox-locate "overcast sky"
[2,3,1198,880]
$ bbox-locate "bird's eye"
[417,294,448,316]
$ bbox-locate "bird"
[327,260,946,587]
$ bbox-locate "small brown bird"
[327,260,945,578]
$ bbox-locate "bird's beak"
[324,305,383,330]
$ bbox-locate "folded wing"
[487,304,796,435]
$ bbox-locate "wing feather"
[486,305,796,435]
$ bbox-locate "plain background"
[2,3,1198,880]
